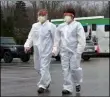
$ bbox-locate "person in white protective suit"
[24,9,56,94]
[52,8,86,95]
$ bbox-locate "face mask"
[38,16,47,23]
[64,16,72,23]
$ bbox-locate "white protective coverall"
[24,20,56,89]
[53,20,86,92]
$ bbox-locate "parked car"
[53,39,96,61]
[82,39,96,61]
[0,37,30,63]
[91,36,100,53]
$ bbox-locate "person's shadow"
[62,93,72,97]
[76,92,80,97]
[62,92,80,97]
[37,89,51,96]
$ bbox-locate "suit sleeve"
[53,26,61,48]
[52,26,61,56]
[77,23,86,54]
[51,24,56,44]
[24,24,35,48]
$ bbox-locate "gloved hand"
[24,47,31,53]
[52,47,58,56]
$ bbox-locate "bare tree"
[30,1,38,22]
[40,1,62,19]
[1,1,15,20]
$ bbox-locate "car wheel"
[82,56,90,61]
[3,51,13,63]
[55,56,61,61]
[20,53,30,62]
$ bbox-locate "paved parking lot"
[1,57,109,96]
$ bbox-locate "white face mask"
[64,16,72,23]
[38,16,47,23]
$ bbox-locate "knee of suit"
[70,67,82,72]
[40,65,50,73]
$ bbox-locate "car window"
[1,38,16,44]
[92,24,96,31]
[83,26,87,33]
[105,25,110,31]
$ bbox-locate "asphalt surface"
[1,57,109,96]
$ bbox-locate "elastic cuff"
[75,83,80,86]
[24,45,30,48]
[63,88,73,92]
[38,85,46,89]
[74,79,83,86]
[63,86,73,92]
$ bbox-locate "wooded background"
[0,1,109,44]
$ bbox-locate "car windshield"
[1,38,16,45]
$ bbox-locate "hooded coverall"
[53,21,86,92]
[24,20,56,89]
